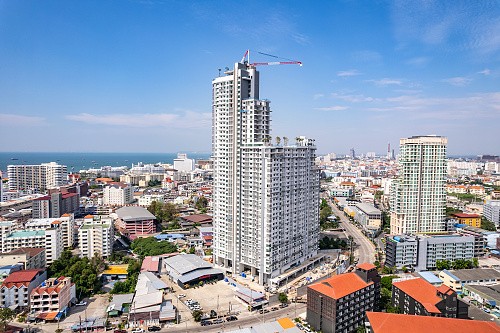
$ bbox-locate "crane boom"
[251,61,302,67]
[240,49,302,67]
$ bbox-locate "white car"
[76,301,87,306]
[131,329,145,333]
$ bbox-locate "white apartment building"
[390,136,447,234]
[7,162,67,192]
[212,61,319,285]
[102,182,133,206]
[138,194,165,207]
[24,213,75,248]
[2,227,63,265]
[484,200,500,226]
[173,153,195,172]
[78,215,114,258]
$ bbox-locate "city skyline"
[1,1,499,154]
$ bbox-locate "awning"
[36,312,59,320]
[108,310,120,317]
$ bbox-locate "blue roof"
[155,233,184,240]
[442,269,461,281]
[418,271,442,284]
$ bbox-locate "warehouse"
[163,254,223,288]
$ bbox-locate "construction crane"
[240,49,302,67]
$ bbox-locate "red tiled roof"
[357,263,376,271]
[366,312,500,333]
[453,213,481,218]
[392,278,442,314]
[182,214,213,223]
[436,284,454,295]
[309,272,372,299]
[2,269,43,288]
[7,248,45,257]
[34,196,50,201]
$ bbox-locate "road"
[167,303,307,333]
[327,197,376,265]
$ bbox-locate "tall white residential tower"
[212,62,319,285]
[390,135,447,234]
[7,162,67,192]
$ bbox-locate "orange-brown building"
[453,213,481,228]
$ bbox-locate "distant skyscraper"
[390,135,447,234]
[387,143,391,160]
[212,62,319,284]
[350,148,356,159]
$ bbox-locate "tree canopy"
[111,258,142,294]
[0,308,14,333]
[148,201,179,223]
[130,237,177,257]
[48,250,104,297]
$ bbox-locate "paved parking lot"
[61,294,109,330]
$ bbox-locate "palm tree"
[283,137,289,146]
[276,136,281,146]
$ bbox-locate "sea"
[0,152,211,173]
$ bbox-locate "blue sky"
[0,0,499,155]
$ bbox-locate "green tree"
[436,260,451,270]
[148,201,179,223]
[481,217,496,231]
[130,237,177,257]
[320,198,329,210]
[195,196,209,210]
[0,307,15,332]
[356,325,366,333]
[192,310,203,322]
[278,292,288,304]
[380,276,398,291]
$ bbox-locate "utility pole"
[79,315,82,333]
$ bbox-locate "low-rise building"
[307,263,380,333]
[364,311,500,333]
[452,213,481,228]
[354,203,381,235]
[115,206,156,240]
[438,268,500,292]
[32,192,79,219]
[102,182,133,206]
[137,194,165,207]
[0,269,47,311]
[455,224,499,251]
[78,215,114,258]
[30,276,76,320]
[462,284,500,311]
[0,248,46,270]
[163,254,224,288]
[392,277,468,318]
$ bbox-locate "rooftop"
[102,265,129,276]
[116,206,156,221]
[6,247,45,257]
[308,272,372,299]
[6,230,45,238]
[2,269,43,288]
[164,254,212,275]
[181,214,213,223]
[392,278,443,313]
[453,213,481,218]
[447,268,500,282]
[366,311,500,333]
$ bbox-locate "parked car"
[148,326,161,332]
[76,301,87,306]
[226,315,238,322]
[131,329,145,333]
[201,320,212,326]
[114,330,127,333]
[213,319,224,324]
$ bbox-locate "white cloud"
[441,77,472,86]
[0,114,46,126]
[331,93,375,103]
[66,111,211,128]
[478,69,491,75]
[315,106,348,111]
[337,69,361,77]
[313,93,324,100]
[365,78,403,86]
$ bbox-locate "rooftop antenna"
[218,68,221,77]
